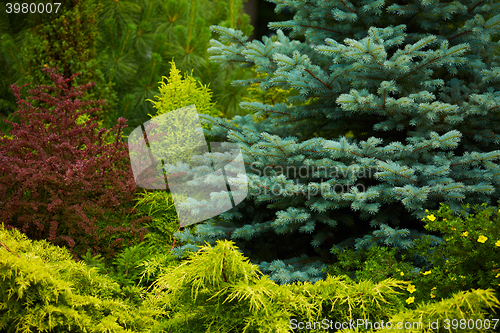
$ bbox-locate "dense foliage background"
[0,0,256,137]
[1,0,500,332]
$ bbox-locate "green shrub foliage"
[132,190,180,251]
[406,203,500,304]
[327,202,500,320]
[328,245,418,284]
[127,59,225,253]
[0,68,149,259]
[82,241,180,294]
[173,0,500,283]
[0,224,161,333]
[151,239,500,333]
[0,0,115,123]
[2,225,499,333]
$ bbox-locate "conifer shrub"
[126,60,227,250]
[132,190,180,251]
[0,224,161,333]
[151,239,500,333]
[82,240,180,301]
[2,223,498,333]
[0,68,149,259]
[173,0,500,283]
[147,60,222,122]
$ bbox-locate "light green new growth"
[135,60,221,245]
[147,59,221,126]
[0,224,161,333]
[2,225,499,333]
[151,240,500,332]
[133,190,179,250]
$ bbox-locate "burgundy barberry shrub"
[0,68,149,259]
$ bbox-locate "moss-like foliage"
[0,224,161,333]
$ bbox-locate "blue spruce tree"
[171,0,500,283]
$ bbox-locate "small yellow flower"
[495,273,500,278]
[443,218,447,221]
[430,293,435,298]
[451,227,456,230]
[406,296,415,304]
[431,287,437,290]
[478,235,488,243]
[461,231,469,237]
[495,240,500,247]
[422,270,432,275]
[427,214,436,221]
[400,271,404,276]
[407,284,416,293]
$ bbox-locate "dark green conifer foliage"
[0,0,71,105]
[96,0,255,137]
[0,0,114,124]
[172,0,500,283]
[0,0,255,136]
